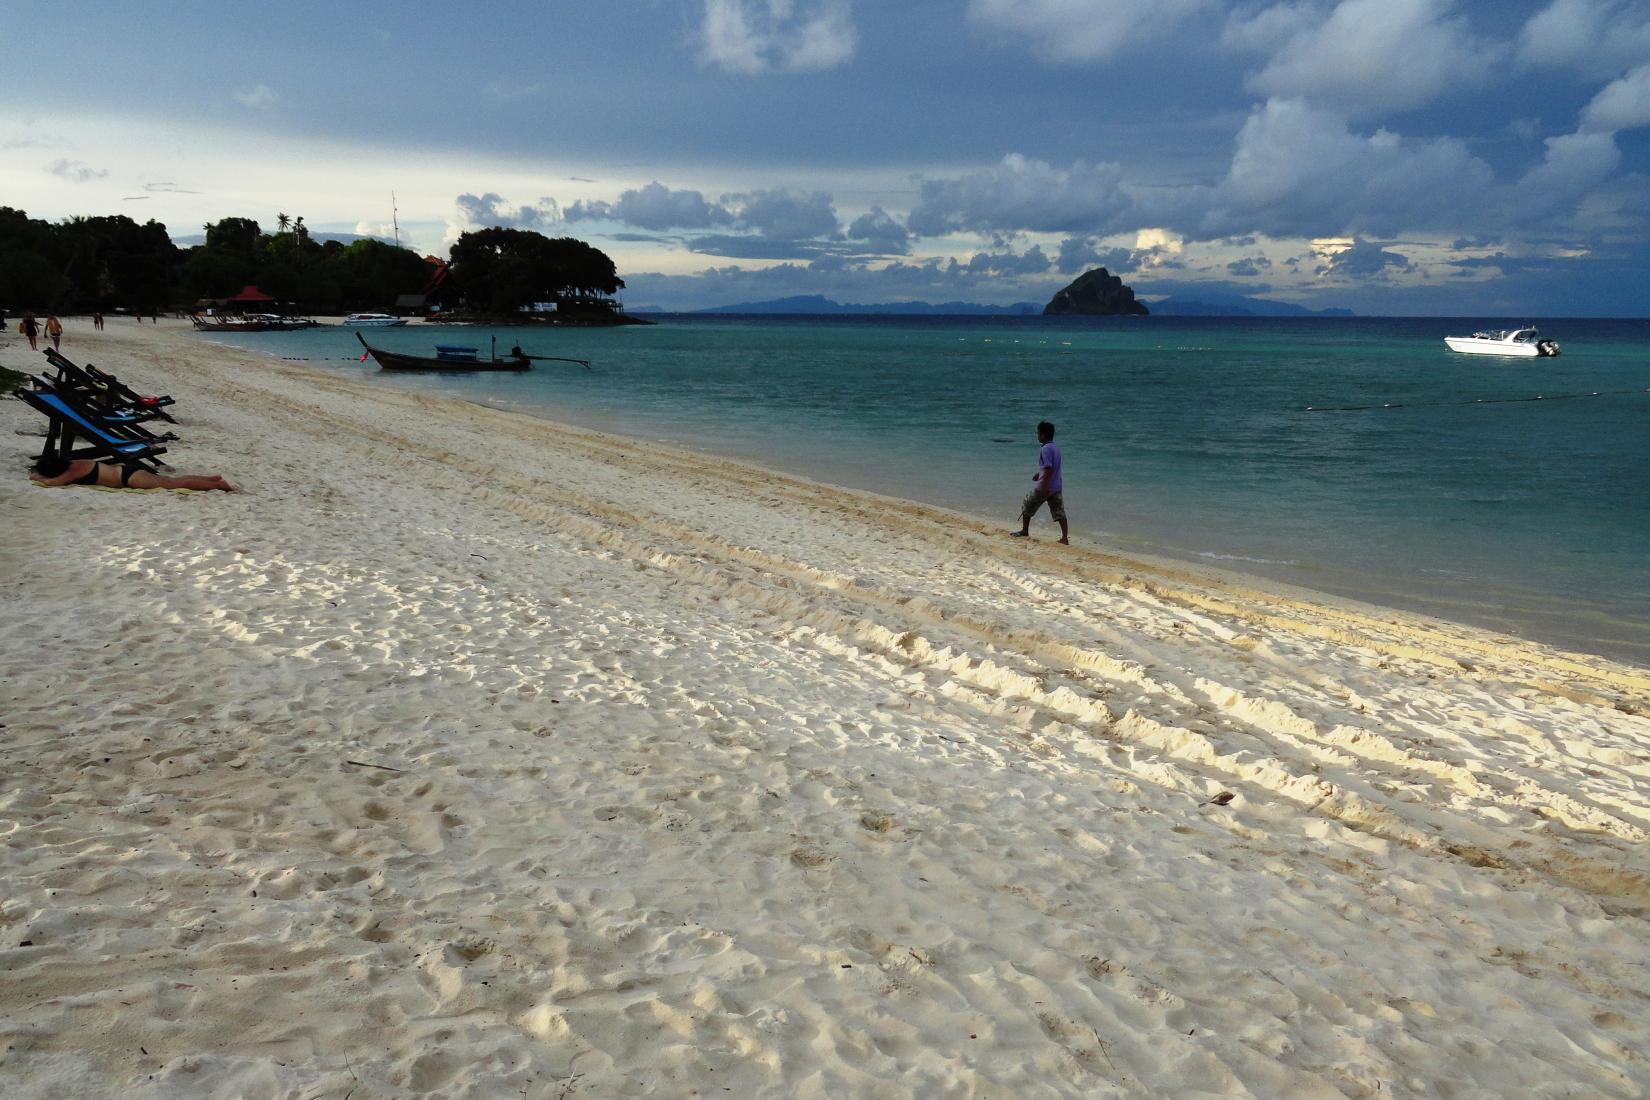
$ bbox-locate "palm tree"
[290,215,308,307]
[276,212,291,235]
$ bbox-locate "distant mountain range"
[1148,295,1354,317]
[690,295,1042,316]
[662,292,1351,317]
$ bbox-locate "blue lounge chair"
[27,376,177,445]
[18,385,167,469]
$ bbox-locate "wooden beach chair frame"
[42,348,178,424]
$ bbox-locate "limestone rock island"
[1043,267,1149,316]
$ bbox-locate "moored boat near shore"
[356,331,590,372]
[191,313,320,333]
[344,312,407,327]
[1444,325,1561,357]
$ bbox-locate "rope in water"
[1304,387,1650,413]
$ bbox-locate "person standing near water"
[1011,420,1068,544]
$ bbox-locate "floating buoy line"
[1304,387,1650,413]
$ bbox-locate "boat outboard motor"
[1538,339,1561,356]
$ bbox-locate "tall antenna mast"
[391,191,401,249]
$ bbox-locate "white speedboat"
[1443,326,1560,357]
[344,312,407,327]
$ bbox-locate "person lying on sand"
[29,455,236,492]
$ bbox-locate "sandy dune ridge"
[2,322,1649,1098]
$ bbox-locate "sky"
[3,0,1648,315]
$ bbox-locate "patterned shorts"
[1020,489,1066,524]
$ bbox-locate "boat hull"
[1444,337,1543,356]
[356,333,530,372]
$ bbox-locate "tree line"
[0,207,624,317]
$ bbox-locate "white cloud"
[232,84,278,109]
[1580,64,1650,132]
[1518,0,1650,79]
[700,0,766,73]
[698,0,857,74]
[907,153,1133,237]
[484,80,547,101]
[1197,98,1495,237]
[1505,130,1622,220]
[969,0,1212,62]
[47,159,107,182]
[1221,2,1323,54]
[784,3,858,71]
[1245,0,1489,114]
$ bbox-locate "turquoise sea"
[199,316,1650,665]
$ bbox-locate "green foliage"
[446,227,623,315]
[177,219,437,311]
[0,207,75,309]
[57,215,179,312]
[0,206,623,317]
[204,217,262,252]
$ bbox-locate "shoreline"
[241,327,1650,679]
[192,319,1650,667]
[4,320,1650,1096]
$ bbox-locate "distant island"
[693,295,1040,316]
[1148,295,1354,317]
[1043,268,1149,316]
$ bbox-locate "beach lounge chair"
[26,376,178,446]
[42,348,178,423]
[18,385,168,469]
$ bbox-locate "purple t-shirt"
[1037,441,1062,493]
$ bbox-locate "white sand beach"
[4,321,1650,1098]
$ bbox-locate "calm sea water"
[200,316,1650,665]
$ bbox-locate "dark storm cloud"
[1226,255,1272,276]
[566,182,734,231]
[1317,238,1413,277]
[1055,237,1133,274]
[845,206,910,254]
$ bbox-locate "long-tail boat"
[356,332,589,372]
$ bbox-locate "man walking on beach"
[1012,420,1068,544]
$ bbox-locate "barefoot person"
[1011,420,1068,544]
[44,314,63,350]
[21,312,39,351]
[29,455,236,492]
